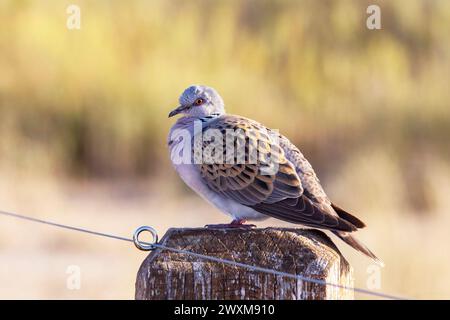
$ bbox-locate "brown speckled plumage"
[168,85,383,265]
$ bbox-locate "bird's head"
[168,85,225,118]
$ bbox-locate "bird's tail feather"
[331,203,366,229]
[332,231,384,267]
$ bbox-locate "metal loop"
[133,226,159,251]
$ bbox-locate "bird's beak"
[168,105,187,118]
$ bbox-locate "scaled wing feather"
[194,115,358,232]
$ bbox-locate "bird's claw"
[205,220,256,229]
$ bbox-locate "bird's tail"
[332,231,384,267]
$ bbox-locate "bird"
[168,84,382,265]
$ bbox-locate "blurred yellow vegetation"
[2,0,448,212]
[0,1,450,212]
[0,0,450,299]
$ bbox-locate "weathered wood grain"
[135,227,354,300]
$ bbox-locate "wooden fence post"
[135,227,354,300]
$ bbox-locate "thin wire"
[0,209,408,300]
[0,210,133,243]
[151,243,407,300]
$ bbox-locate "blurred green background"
[0,0,449,299]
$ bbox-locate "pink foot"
[205,219,256,229]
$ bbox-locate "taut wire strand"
[0,209,408,300]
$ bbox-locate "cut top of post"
[135,227,354,300]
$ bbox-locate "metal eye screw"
[133,226,159,251]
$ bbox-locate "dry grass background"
[0,0,449,299]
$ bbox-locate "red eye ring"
[194,98,204,106]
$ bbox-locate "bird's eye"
[194,98,204,106]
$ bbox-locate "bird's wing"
[195,115,302,205]
[277,133,331,206]
[256,133,365,230]
[196,115,358,232]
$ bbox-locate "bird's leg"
[205,219,256,229]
